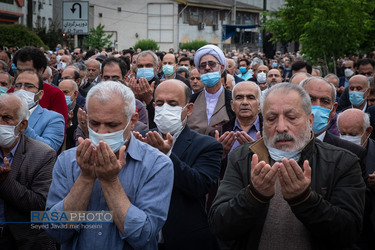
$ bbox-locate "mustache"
[273,132,295,142]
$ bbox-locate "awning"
[222,24,261,41]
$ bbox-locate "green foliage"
[180,40,209,51]
[83,24,113,50]
[35,21,63,50]
[0,24,45,48]
[264,0,375,60]
[134,39,159,51]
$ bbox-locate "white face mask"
[0,121,21,148]
[88,119,131,153]
[257,72,267,83]
[340,134,362,146]
[344,68,354,78]
[154,103,186,135]
[56,55,62,63]
[13,89,39,109]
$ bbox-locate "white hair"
[337,111,371,134]
[232,81,261,104]
[136,50,158,67]
[0,94,28,121]
[44,66,52,77]
[86,81,135,120]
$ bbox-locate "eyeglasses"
[198,61,220,70]
[14,82,38,91]
[190,77,201,80]
[368,99,375,102]
[74,53,79,55]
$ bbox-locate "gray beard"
[263,121,311,152]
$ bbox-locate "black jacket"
[209,137,366,250]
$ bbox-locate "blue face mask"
[311,106,331,135]
[349,91,365,106]
[266,145,302,162]
[0,86,8,95]
[137,68,155,81]
[88,119,131,153]
[272,62,278,68]
[162,65,174,77]
[239,67,247,74]
[200,72,221,88]
[285,67,290,71]
[65,95,73,107]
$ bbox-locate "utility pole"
[27,0,33,29]
[261,0,267,53]
[232,0,236,25]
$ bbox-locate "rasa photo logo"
[31,211,113,223]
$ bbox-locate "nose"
[275,116,287,133]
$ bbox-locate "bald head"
[337,109,372,146]
[290,72,311,85]
[155,79,190,105]
[349,75,370,89]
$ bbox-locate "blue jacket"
[24,105,65,151]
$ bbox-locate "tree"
[134,39,159,51]
[83,24,113,50]
[180,40,209,51]
[0,24,45,48]
[35,21,63,50]
[264,0,375,72]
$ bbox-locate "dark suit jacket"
[323,132,368,180]
[368,106,375,140]
[162,126,223,250]
[0,135,56,249]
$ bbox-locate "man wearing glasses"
[188,44,235,135]
[13,71,65,151]
[73,48,84,63]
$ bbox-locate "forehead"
[257,66,268,71]
[0,74,10,83]
[59,80,74,90]
[16,72,39,83]
[349,77,367,87]
[190,70,200,76]
[138,54,155,65]
[0,98,19,116]
[86,61,99,68]
[155,82,185,102]
[87,95,126,119]
[103,63,121,75]
[345,61,354,67]
[305,80,333,97]
[0,52,8,61]
[264,90,305,115]
[200,54,219,64]
[163,54,175,62]
[234,83,259,97]
[338,114,363,131]
[358,64,374,72]
[268,69,281,76]
[62,68,75,76]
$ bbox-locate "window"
[147,3,174,43]
[0,0,14,4]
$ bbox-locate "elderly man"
[45,81,174,249]
[216,81,262,159]
[59,79,79,150]
[290,72,311,85]
[0,71,11,95]
[0,94,56,249]
[301,77,367,178]
[135,79,222,250]
[189,68,204,94]
[128,50,161,129]
[209,83,366,249]
[80,59,101,97]
[61,66,86,108]
[13,71,65,151]
[161,53,190,86]
[188,45,235,135]
[348,75,370,111]
[339,60,355,89]
[324,73,342,101]
[337,109,375,250]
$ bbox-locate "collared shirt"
[316,131,326,142]
[351,102,367,112]
[45,134,174,250]
[231,116,260,151]
[238,71,252,81]
[205,85,223,124]
[0,139,21,224]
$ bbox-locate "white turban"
[194,44,226,73]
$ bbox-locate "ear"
[329,102,338,120]
[309,113,314,131]
[230,99,234,111]
[130,112,139,131]
[37,90,44,101]
[186,102,194,117]
[366,126,373,136]
[18,119,28,134]
[364,88,371,99]
[73,90,79,99]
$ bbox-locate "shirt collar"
[0,138,21,161]
[234,115,260,132]
[125,133,142,161]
